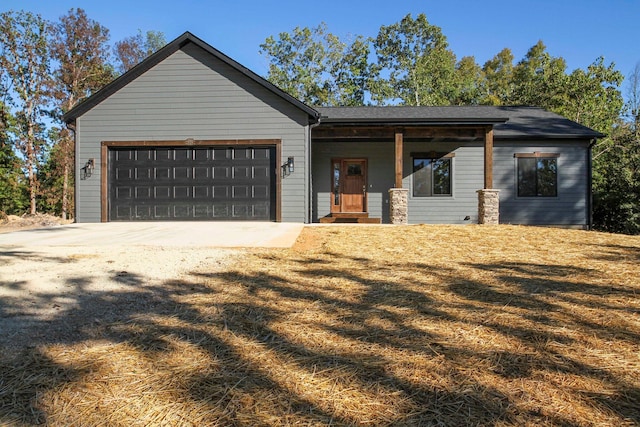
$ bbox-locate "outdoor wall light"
[282,156,295,177]
[81,158,95,180]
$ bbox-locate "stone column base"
[477,189,500,225]
[389,188,409,224]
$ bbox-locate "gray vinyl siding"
[75,42,309,223]
[312,142,394,222]
[312,141,484,224]
[405,142,483,224]
[312,139,590,225]
[494,140,590,226]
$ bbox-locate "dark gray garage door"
[109,146,276,221]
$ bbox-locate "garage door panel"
[116,187,132,199]
[155,167,171,180]
[154,206,171,218]
[116,167,133,180]
[194,205,210,218]
[134,205,152,219]
[233,148,251,160]
[109,146,276,221]
[212,148,229,160]
[213,166,230,179]
[173,205,191,218]
[213,186,229,198]
[253,185,269,198]
[156,148,172,161]
[213,204,230,218]
[194,167,209,179]
[232,204,249,217]
[174,167,191,179]
[174,148,191,161]
[253,204,269,218]
[253,166,269,179]
[116,150,135,161]
[232,186,249,199]
[174,186,190,198]
[193,148,209,161]
[155,186,171,198]
[193,186,209,199]
[116,205,132,219]
[136,167,153,180]
[254,148,270,159]
[233,167,250,179]
[135,187,152,199]
[136,149,154,161]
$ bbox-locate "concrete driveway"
[0,221,304,248]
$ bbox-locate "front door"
[331,159,367,213]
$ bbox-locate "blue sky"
[3,0,640,91]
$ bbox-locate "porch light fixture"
[282,156,294,177]
[81,158,95,180]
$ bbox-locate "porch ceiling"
[311,125,488,142]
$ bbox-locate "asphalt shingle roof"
[315,106,604,139]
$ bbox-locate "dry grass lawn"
[1,225,639,426]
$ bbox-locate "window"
[412,153,452,197]
[516,153,558,197]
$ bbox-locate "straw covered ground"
[1,225,639,426]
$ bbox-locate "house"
[63,32,603,227]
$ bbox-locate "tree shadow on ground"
[1,238,639,426]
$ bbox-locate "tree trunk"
[62,162,69,220]
[26,122,37,215]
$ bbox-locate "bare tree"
[627,62,640,135]
[49,8,113,219]
[114,30,166,74]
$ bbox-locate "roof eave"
[494,133,605,140]
[318,118,510,127]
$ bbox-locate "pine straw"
[1,225,639,426]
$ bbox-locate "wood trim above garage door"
[101,139,282,222]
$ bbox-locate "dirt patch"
[0,213,72,233]
[0,244,238,357]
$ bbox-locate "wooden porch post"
[395,129,403,188]
[484,127,494,189]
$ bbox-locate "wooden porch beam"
[312,126,486,141]
[484,127,494,189]
[395,129,403,188]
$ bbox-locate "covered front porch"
[311,107,509,225]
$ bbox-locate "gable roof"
[63,31,320,124]
[315,106,604,139]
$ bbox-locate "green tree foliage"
[0,10,51,215]
[451,56,484,105]
[510,41,569,111]
[559,57,624,133]
[48,8,114,219]
[482,48,514,105]
[592,126,640,234]
[114,30,166,74]
[37,127,69,215]
[332,35,375,106]
[260,23,374,106]
[592,63,640,234]
[373,13,456,106]
[0,103,26,214]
